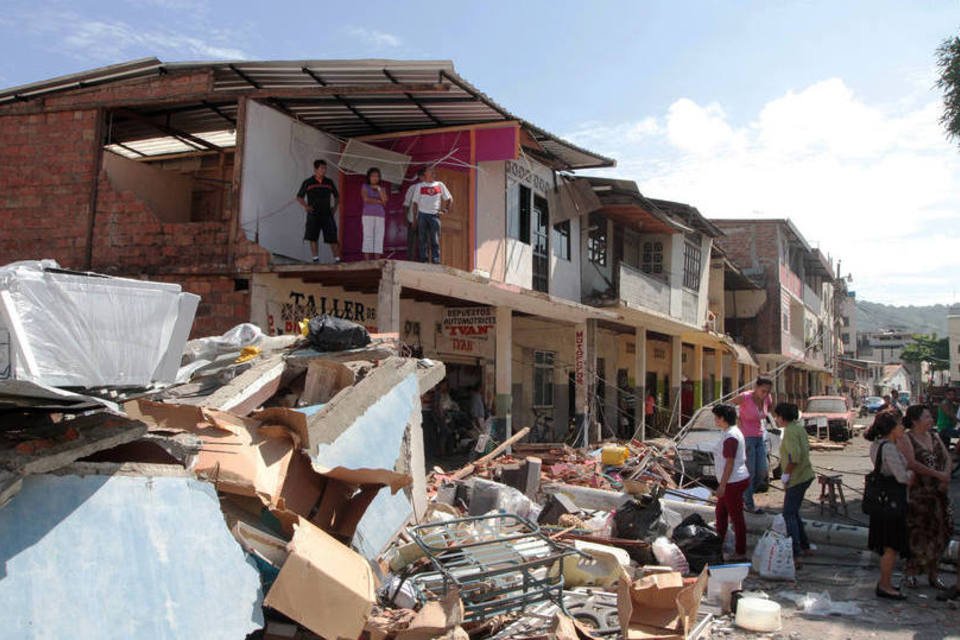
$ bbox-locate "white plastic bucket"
[735,597,782,632]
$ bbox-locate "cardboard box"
[264,517,376,640]
[617,568,708,640]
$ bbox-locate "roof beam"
[113,108,223,152]
[382,68,442,126]
[229,64,261,89]
[300,67,381,132]
[201,100,236,125]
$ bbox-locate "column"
[574,321,589,447]
[670,335,682,431]
[376,262,401,334]
[635,326,647,442]
[731,354,741,397]
[495,306,513,450]
[692,343,704,410]
[586,319,599,444]
[714,347,723,402]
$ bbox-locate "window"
[506,183,531,242]
[552,220,571,260]
[533,351,555,407]
[641,240,664,275]
[683,240,702,290]
[841,333,850,345]
[588,214,607,266]
[532,196,549,292]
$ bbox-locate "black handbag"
[861,441,907,517]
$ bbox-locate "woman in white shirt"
[712,403,751,561]
[865,410,913,600]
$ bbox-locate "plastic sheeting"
[0,260,199,388]
[0,474,264,639]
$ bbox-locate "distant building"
[840,291,857,357]
[857,331,913,364]
[949,305,960,382]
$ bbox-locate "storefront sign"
[442,307,496,337]
[506,160,551,194]
[575,329,585,387]
[267,290,376,335]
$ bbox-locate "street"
[719,416,960,640]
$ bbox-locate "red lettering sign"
[575,330,585,387]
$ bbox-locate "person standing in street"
[360,167,388,260]
[730,376,773,514]
[936,388,958,449]
[645,391,656,426]
[898,404,953,590]
[865,410,912,600]
[712,403,751,561]
[296,159,340,263]
[774,402,814,564]
[403,168,425,261]
[411,165,452,264]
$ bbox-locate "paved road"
[721,417,960,639]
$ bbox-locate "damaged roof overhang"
[583,177,687,234]
[647,198,724,238]
[0,58,614,169]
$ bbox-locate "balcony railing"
[619,263,670,316]
[802,283,822,315]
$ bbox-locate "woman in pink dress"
[730,376,773,513]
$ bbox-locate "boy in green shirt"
[775,402,814,561]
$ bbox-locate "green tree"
[900,334,950,371]
[937,35,960,145]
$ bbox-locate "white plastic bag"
[652,536,690,574]
[722,527,736,556]
[771,513,788,537]
[752,530,795,581]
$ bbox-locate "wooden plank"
[449,427,530,481]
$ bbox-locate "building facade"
[711,219,838,404]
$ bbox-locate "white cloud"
[566,78,960,306]
[17,9,249,62]
[345,26,402,48]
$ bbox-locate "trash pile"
[0,261,737,640]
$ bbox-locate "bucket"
[601,444,629,466]
[735,597,782,632]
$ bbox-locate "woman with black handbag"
[864,411,913,600]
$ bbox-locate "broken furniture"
[409,514,577,622]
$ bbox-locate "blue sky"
[2,0,958,305]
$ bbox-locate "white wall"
[240,100,342,263]
[475,160,507,280]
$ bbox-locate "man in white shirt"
[410,165,452,264]
[402,167,425,261]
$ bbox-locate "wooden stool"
[818,474,847,516]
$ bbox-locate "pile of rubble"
[0,261,728,640]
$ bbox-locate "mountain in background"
[855,300,951,335]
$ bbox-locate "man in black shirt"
[296,159,341,262]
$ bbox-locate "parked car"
[676,407,782,488]
[860,396,885,416]
[803,395,855,441]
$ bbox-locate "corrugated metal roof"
[0,58,614,169]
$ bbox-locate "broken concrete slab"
[199,355,286,415]
[0,412,148,475]
[0,473,263,639]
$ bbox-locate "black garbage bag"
[613,495,667,542]
[671,513,723,573]
[306,314,371,352]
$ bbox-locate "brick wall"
[0,70,272,337]
[0,109,99,268]
[713,221,784,355]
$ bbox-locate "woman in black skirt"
[865,411,914,600]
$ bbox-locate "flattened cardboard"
[617,569,708,640]
[264,517,375,640]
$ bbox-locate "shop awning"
[721,337,758,368]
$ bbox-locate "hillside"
[855,300,951,336]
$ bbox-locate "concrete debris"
[0,269,822,640]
